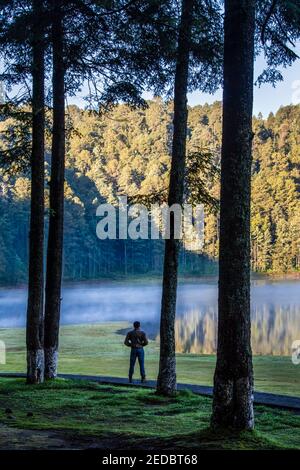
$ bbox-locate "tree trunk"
[26,0,45,385]
[211,0,255,430]
[44,0,65,380]
[156,0,193,396]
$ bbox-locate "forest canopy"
[0,98,299,285]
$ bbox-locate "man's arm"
[124,332,131,347]
[142,332,149,347]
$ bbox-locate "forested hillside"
[0,99,299,285]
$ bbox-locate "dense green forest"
[0,99,299,285]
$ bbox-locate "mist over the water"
[0,280,299,355]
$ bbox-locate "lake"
[0,279,299,355]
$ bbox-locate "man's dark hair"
[133,321,140,329]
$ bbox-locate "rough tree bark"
[211,0,255,430]
[156,0,193,396]
[44,0,65,379]
[26,0,45,384]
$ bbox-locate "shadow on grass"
[0,378,298,450]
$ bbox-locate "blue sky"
[187,51,300,117]
[69,45,300,118]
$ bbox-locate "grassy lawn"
[0,322,299,397]
[0,377,299,450]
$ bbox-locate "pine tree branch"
[70,0,140,18]
[261,0,278,45]
[274,12,296,48]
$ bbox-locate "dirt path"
[0,423,180,451]
[0,424,81,450]
[0,424,139,450]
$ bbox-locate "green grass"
[0,378,299,450]
[0,322,299,397]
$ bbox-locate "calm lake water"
[0,280,299,355]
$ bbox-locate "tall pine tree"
[44,0,66,379]
[156,0,194,396]
[26,0,46,384]
[211,0,300,430]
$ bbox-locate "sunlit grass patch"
[0,322,299,396]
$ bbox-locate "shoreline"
[1,271,300,289]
